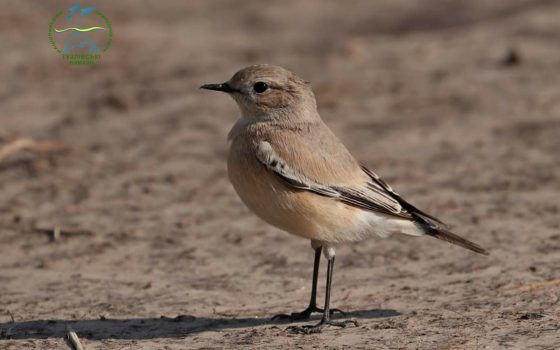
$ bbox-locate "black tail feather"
[425,227,489,255]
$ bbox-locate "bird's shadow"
[0,309,400,340]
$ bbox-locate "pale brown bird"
[201,64,488,334]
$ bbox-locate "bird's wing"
[255,141,339,197]
[360,166,450,229]
[256,140,411,219]
[256,138,487,254]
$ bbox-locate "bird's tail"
[424,226,489,255]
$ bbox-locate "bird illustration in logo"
[55,2,105,53]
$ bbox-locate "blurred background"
[1,1,559,349]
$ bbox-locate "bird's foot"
[287,318,359,334]
[271,305,346,322]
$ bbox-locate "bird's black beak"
[200,82,236,93]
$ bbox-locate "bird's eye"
[253,82,269,93]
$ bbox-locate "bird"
[201,64,488,334]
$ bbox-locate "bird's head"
[201,64,317,122]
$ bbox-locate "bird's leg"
[272,246,322,321]
[288,254,359,334]
[272,247,346,322]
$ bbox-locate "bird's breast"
[227,137,315,237]
[227,136,369,242]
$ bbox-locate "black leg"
[272,247,345,322]
[308,245,322,309]
[323,255,335,322]
[288,256,359,334]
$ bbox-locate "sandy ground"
[1,0,560,349]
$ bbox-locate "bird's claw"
[271,311,311,322]
[271,306,346,322]
[288,319,359,334]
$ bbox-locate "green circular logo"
[48,3,113,65]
